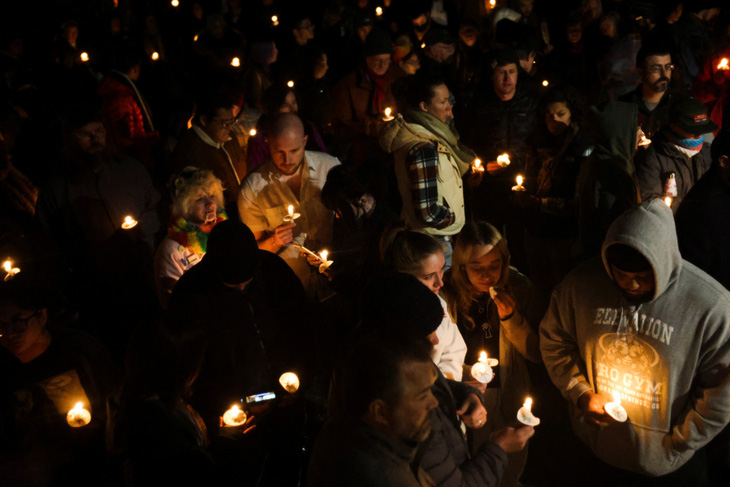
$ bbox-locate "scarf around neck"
[364,67,390,116]
[404,109,476,174]
[665,130,704,158]
[168,208,228,255]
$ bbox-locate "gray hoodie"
[540,199,730,476]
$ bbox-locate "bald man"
[238,113,340,295]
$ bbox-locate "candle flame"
[718,58,729,70]
[376,6,383,16]
[2,260,11,272]
[194,34,199,42]
[288,205,294,216]
[73,402,83,411]
[497,153,510,166]
[271,15,279,26]
[479,351,487,362]
[151,51,159,60]
[320,250,328,261]
[474,158,482,169]
[231,57,240,67]
[612,391,621,404]
[664,196,672,207]
[542,80,549,87]
[122,216,138,229]
[279,372,300,392]
[489,0,496,7]
[524,397,532,409]
[385,107,392,117]
[249,128,257,136]
[287,80,294,88]
[80,52,89,62]
[223,404,247,426]
[421,42,426,49]
[516,175,523,186]
[171,0,179,6]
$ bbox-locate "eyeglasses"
[0,310,42,336]
[645,64,675,74]
[212,117,239,129]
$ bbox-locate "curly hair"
[538,84,587,132]
[170,167,225,219]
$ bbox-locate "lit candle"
[471,351,497,383]
[489,0,496,7]
[80,52,89,62]
[66,402,91,427]
[231,57,240,67]
[222,404,247,427]
[718,58,729,70]
[271,15,279,26]
[604,391,628,422]
[516,397,541,426]
[318,250,333,273]
[121,216,138,229]
[283,204,300,222]
[382,107,394,122]
[421,42,426,49]
[664,196,672,207]
[639,134,652,147]
[496,153,511,168]
[279,372,300,393]
[376,6,383,16]
[542,80,549,87]
[151,51,159,61]
[287,80,294,88]
[3,259,21,281]
[512,175,526,191]
[249,128,257,137]
[193,34,199,42]
[472,158,484,173]
[171,0,179,7]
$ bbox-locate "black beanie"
[360,272,443,337]
[204,221,260,284]
[364,28,392,57]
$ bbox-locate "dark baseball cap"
[669,97,718,136]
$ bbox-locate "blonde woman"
[380,225,467,380]
[154,167,227,307]
[443,220,545,487]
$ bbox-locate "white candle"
[382,107,394,122]
[283,205,300,222]
[222,405,247,427]
[67,402,91,427]
[3,259,20,281]
[318,249,333,273]
[605,391,628,422]
[121,216,138,229]
[279,372,300,393]
[471,351,496,383]
[517,397,541,426]
[496,153,511,168]
[512,175,526,191]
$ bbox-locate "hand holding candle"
[516,397,540,426]
[318,250,333,273]
[604,391,627,422]
[67,402,91,427]
[496,153,511,168]
[512,175,526,191]
[471,351,498,384]
[472,158,485,173]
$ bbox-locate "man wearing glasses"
[172,93,247,219]
[620,44,679,139]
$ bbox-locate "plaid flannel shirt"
[406,143,455,229]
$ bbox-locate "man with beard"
[35,105,160,357]
[540,200,730,485]
[238,113,339,294]
[619,45,680,139]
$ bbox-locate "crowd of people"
[2,0,730,486]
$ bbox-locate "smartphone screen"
[245,391,276,403]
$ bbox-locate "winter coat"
[618,87,680,139]
[540,199,730,476]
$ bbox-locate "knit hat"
[360,272,443,337]
[204,220,260,284]
[363,28,392,57]
[669,97,718,136]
